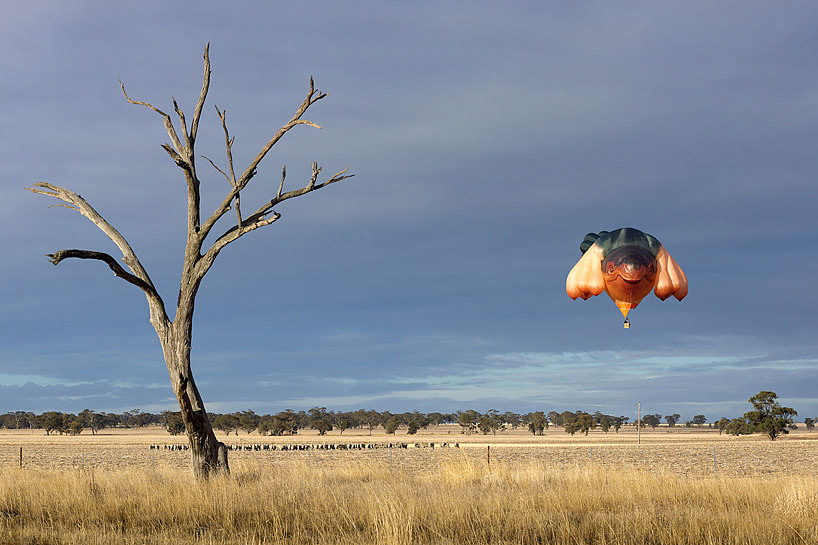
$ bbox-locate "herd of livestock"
[149,442,460,452]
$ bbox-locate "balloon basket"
[623,318,630,329]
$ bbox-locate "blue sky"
[2,2,817,421]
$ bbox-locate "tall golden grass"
[1,457,816,544]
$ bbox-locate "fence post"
[590,447,593,462]
[19,447,22,468]
[487,445,491,466]
[713,447,717,478]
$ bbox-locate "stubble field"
[1,426,817,544]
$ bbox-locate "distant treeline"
[5,408,811,437]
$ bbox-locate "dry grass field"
[1,426,817,544]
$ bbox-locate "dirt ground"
[2,425,816,477]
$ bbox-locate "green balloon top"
[579,227,662,258]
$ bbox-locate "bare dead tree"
[26,45,353,478]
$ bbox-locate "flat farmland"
[2,425,816,477]
[3,426,817,544]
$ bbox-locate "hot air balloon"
[566,228,687,327]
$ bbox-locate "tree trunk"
[160,318,228,477]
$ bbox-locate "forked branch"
[198,76,331,244]
[25,182,167,320]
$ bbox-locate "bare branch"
[119,79,186,160]
[240,166,354,234]
[234,192,242,231]
[278,165,286,199]
[198,77,331,243]
[215,106,237,185]
[26,182,167,320]
[202,155,231,183]
[173,97,191,150]
[235,77,328,187]
[161,144,185,167]
[196,212,282,279]
[46,249,160,299]
[190,43,211,145]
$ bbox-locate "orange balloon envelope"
[566,228,687,323]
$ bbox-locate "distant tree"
[164,412,185,435]
[478,409,504,435]
[665,414,680,427]
[384,416,400,434]
[426,412,446,427]
[359,410,382,435]
[526,411,547,436]
[406,411,430,435]
[725,417,752,436]
[692,415,707,427]
[805,417,815,431]
[457,410,480,435]
[599,415,612,433]
[336,415,353,435]
[1,411,36,430]
[547,411,563,427]
[576,412,595,436]
[238,411,260,434]
[256,415,278,436]
[502,411,522,430]
[642,414,661,429]
[744,391,796,441]
[78,409,111,435]
[308,407,333,436]
[613,416,628,432]
[67,418,84,436]
[560,411,577,429]
[212,414,239,436]
[563,412,594,436]
[38,412,66,436]
[716,417,729,435]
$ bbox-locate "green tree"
[67,418,84,436]
[716,417,730,435]
[238,411,260,434]
[38,412,66,436]
[745,391,796,441]
[212,414,239,436]
[665,414,680,427]
[563,411,594,436]
[384,416,400,434]
[641,414,661,429]
[805,417,815,431]
[502,412,522,430]
[478,409,504,435]
[165,412,185,435]
[575,412,595,436]
[692,414,707,427]
[725,417,752,436]
[526,411,547,436]
[457,410,480,435]
[308,407,333,436]
[336,414,354,435]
